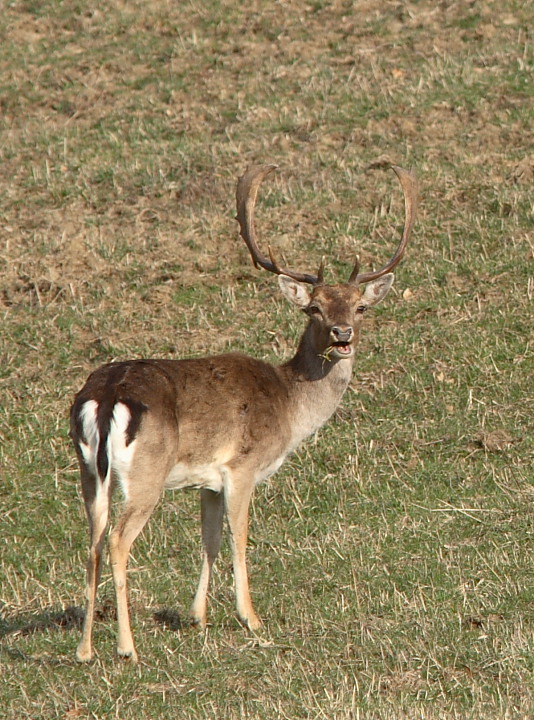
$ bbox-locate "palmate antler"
[235,163,418,286]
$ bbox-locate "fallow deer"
[70,163,418,662]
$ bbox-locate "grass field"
[1,0,533,717]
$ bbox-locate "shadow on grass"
[153,608,186,632]
[0,605,84,639]
[0,606,85,664]
[0,603,185,645]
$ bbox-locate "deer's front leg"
[225,478,261,631]
[190,488,225,628]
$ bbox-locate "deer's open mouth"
[330,342,353,358]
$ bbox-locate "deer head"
[236,163,418,361]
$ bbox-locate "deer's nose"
[331,325,353,343]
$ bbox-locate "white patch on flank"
[109,402,137,502]
[77,400,137,502]
[78,399,99,475]
[78,399,111,512]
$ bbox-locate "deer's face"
[279,274,394,361]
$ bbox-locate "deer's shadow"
[0,605,85,640]
[0,602,185,646]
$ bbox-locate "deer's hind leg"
[77,464,112,662]
[108,461,166,662]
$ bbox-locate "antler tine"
[347,256,360,284]
[349,165,418,285]
[316,256,325,285]
[236,164,321,286]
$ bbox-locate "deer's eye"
[356,305,367,314]
[306,305,322,316]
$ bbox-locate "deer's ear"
[278,275,311,308]
[360,273,394,308]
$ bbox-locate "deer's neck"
[280,324,355,447]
